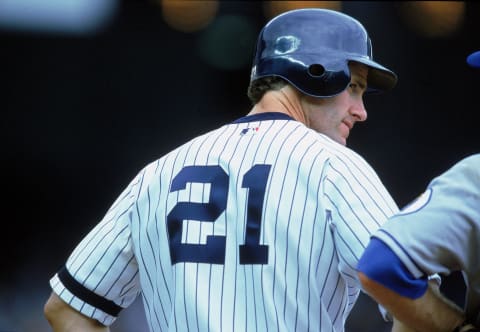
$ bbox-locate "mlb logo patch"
[240,127,259,135]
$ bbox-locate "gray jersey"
[373,153,480,323]
[50,112,398,332]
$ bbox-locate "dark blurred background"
[1,1,478,331]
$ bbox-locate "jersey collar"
[231,112,295,124]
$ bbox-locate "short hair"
[247,76,288,105]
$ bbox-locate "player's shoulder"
[458,153,480,167]
[447,153,480,177]
[429,153,480,190]
[317,133,373,167]
[303,132,382,183]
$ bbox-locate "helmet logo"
[274,35,300,55]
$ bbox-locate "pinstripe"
[218,124,242,332]
[328,165,382,228]
[233,124,257,332]
[118,267,138,297]
[328,161,392,224]
[145,186,167,330]
[239,138,255,332]
[259,119,290,332]
[135,177,164,331]
[294,147,324,331]
[164,128,203,332]
[197,127,228,331]
[153,160,172,330]
[327,276,342,320]
[194,132,219,332]
[266,122,303,331]
[318,249,336,296]
[150,160,170,329]
[274,129,311,330]
[168,147,186,332]
[68,207,129,270]
[78,224,129,284]
[182,125,229,332]
[153,156,173,331]
[324,183,367,250]
[241,120,273,332]
[181,134,206,332]
[205,124,235,332]
[50,114,399,332]
[330,148,396,217]
[281,133,311,325]
[323,197,365,274]
[159,140,186,332]
[306,159,327,331]
[91,238,131,291]
[242,120,276,332]
[102,254,135,298]
[190,141,207,332]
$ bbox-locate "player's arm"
[357,238,465,332]
[392,317,418,332]
[44,292,110,332]
[360,273,465,332]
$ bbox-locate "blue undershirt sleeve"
[357,238,428,299]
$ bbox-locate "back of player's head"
[247,8,397,103]
[467,50,480,68]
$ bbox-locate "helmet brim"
[349,57,398,93]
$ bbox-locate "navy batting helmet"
[250,8,397,97]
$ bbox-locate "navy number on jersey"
[167,164,271,265]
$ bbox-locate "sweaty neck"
[248,85,309,127]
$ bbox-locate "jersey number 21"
[167,164,271,265]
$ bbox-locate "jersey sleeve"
[49,169,145,326]
[357,237,429,299]
[323,151,399,285]
[372,154,480,280]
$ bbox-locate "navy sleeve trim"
[58,266,122,317]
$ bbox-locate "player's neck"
[248,86,309,126]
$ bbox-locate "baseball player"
[357,51,480,332]
[44,9,400,332]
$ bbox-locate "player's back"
[129,112,382,331]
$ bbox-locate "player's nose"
[351,100,367,122]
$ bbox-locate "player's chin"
[337,126,349,146]
[336,132,348,146]
[333,135,347,146]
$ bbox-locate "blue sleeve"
[357,238,428,299]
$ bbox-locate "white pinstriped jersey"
[372,153,480,325]
[50,112,399,332]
